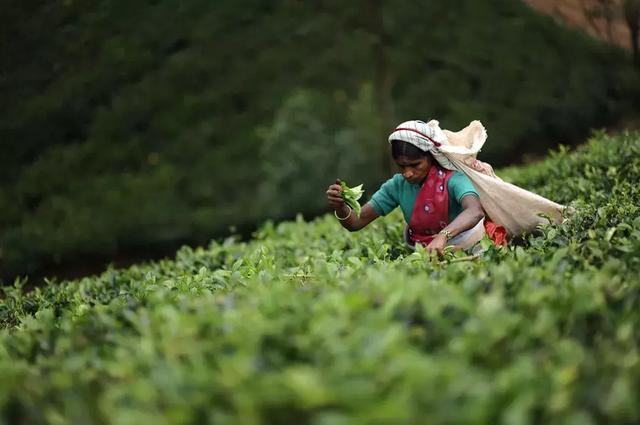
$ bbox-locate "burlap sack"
[439,121,565,236]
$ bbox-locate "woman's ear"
[425,153,435,166]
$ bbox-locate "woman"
[326,120,490,254]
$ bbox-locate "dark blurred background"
[1,0,639,282]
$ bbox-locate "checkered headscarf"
[388,120,455,170]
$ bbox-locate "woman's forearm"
[335,205,360,231]
[443,206,484,238]
[335,203,379,232]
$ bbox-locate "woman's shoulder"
[374,174,408,197]
[449,170,471,182]
[447,170,478,194]
[381,173,406,187]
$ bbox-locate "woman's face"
[394,155,432,184]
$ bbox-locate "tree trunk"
[366,0,396,175]
[601,0,616,43]
[631,25,639,64]
[579,0,605,38]
[623,0,640,66]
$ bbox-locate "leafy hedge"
[2,0,640,279]
[1,131,640,424]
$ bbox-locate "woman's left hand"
[425,234,447,256]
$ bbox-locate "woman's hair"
[390,139,430,160]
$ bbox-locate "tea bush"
[3,0,640,280]
[1,131,640,424]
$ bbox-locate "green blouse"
[368,172,479,223]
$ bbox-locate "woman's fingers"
[425,248,443,258]
[425,240,445,256]
[326,185,342,197]
[327,182,344,209]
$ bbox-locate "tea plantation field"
[2,132,640,424]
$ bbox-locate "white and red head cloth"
[387,120,455,170]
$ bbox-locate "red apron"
[408,165,453,246]
[407,165,508,247]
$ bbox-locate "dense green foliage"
[1,0,639,279]
[1,132,640,424]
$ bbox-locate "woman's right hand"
[326,179,345,210]
[327,179,380,231]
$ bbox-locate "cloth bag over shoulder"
[389,120,566,237]
[440,120,565,236]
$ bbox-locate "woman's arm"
[426,195,485,253]
[326,180,380,231]
[443,195,485,237]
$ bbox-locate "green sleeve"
[368,175,401,216]
[448,171,479,203]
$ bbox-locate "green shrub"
[1,131,640,423]
[2,0,639,279]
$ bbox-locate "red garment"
[408,165,453,246]
[406,165,509,247]
[484,219,508,246]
